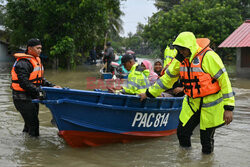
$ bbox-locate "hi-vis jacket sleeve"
[164,48,177,67]
[202,51,235,108]
[122,77,138,95]
[148,59,180,97]
[122,85,134,94]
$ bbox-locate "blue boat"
[100,62,128,80]
[34,87,184,147]
[100,71,113,79]
[100,69,128,80]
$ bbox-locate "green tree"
[123,24,151,56]
[210,0,250,19]
[4,0,124,69]
[154,0,181,12]
[0,11,3,25]
[0,0,5,25]
[112,23,157,58]
[143,0,244,58]
[105,0,124,39]
[50,36,75,69]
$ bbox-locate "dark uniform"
[104,42,115,72]
[11,39,55,137]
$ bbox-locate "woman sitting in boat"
[153,58,184,97]
[141,60,158,85]
[108,54,150,95]
[153,59,163,76]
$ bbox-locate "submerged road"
[0,61,249,167]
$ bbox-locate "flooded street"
[0,61,250,167]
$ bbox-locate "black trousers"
[177,109,216,154]
[13,99,39,137]
[107,59,113,72]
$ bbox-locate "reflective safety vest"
[122,64,150,94]
[11,53,44,91]
[179,39,221,98]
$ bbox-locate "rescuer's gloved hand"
[175,50,185,63]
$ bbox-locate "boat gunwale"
[39,87,184,112]
[41,98,182,112]
[41,87,184,100]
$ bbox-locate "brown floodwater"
[0,61,249,167]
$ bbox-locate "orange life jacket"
[179,38,221,98]
[11,53,44,91]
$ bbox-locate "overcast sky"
[0,0,158,37]
[120,0,158,37]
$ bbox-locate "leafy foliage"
[154,0,181,12]
[142,0,247,59]
[0,9,3,25]
[50,36,75,69]
[4,0,123,68]
[111,23,158,57]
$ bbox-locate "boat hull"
[36,87,184,147]
[59,129,177,147]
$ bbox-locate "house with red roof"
[219,19,250,77]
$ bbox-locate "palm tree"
[104,0,124,45]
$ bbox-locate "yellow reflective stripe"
[202,92,234,108]
[142,73,150,88]
[127,81,149,89]
[202,97,223,107]
[223,92,234,99]
[166,69,179,78]
[156,79,168,90]
[214,68,226,79]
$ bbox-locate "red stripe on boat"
[58,129,177,147]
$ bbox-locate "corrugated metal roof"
[219,20,250,48]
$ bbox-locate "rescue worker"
[103,41,115,72]
[139,32,235,154]
[121,54,150,94]
[11,38,60,137]
[109,54,150,94]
